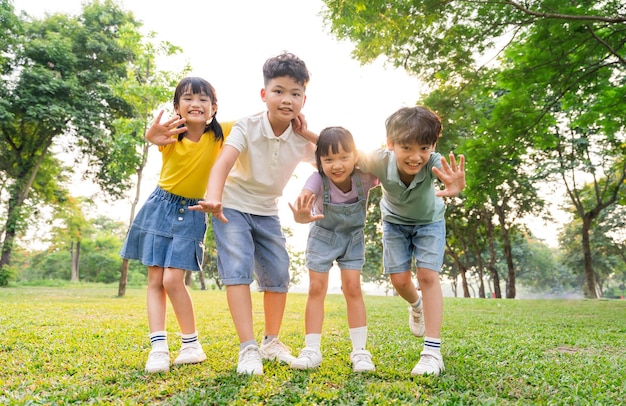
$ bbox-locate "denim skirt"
[120,186,207,271]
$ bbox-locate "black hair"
[262,52,310,88]
[172,77,224,143]
[315,126,357,175]
[385,106,442,146]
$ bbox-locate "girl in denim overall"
[288,126,379,372]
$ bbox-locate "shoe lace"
[241,346,260,362]
[299,348,319,361]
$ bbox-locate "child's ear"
[260,88,266,101]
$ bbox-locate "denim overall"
[306,172,367,271]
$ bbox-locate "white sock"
[349,326,368,351]
[180,331,199,349]
[149,331,168,352]
[423,336,441,354]
[304,333,322,351]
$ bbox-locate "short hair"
[385,106,442,146]
[262,51,310,88]
[172,77,223,143]
[316,126,357,174]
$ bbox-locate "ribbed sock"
[149,331,168,352]
[180,331,199,349]
[304,333,322,351]
[423,336,441,354]
[349,326,368,351]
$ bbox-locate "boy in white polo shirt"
[191,52,316,375]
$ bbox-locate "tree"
[0,1,145,271]
[323,0,626,298]
[112,35,186,297]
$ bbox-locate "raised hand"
[145,110,187,146]
[432,153,466,197]
[288,193,324,224]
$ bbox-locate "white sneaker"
[237,345,263,375]
[260,338,296,364]
[145,350,170,373]
[350,349,375,372]
[408,304,425,337]
[411,350,444,376]
[173,344,207,365]
[290,347,322,369]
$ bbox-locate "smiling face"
[261,75,306,134]
[174,86,216,126]
[388,140,435,184]
[320,143,357,192]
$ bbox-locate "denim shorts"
[382,220,445,274]
[120,186,206,271]
[306,226,365,272]
[212,208,289,292]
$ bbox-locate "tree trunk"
[198,270,206,290]
[581,216,598,298]
[185,270,192,286]
[0,138,54,268]
[118,259,129,296]
[495,205,516,298]
[118,135,150,297]
[70,240,80,282]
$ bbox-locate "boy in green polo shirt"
[357,106,465,376]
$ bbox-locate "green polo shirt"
[358,149,445,225]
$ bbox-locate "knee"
[341,280,362,299]
[308,279,328,297]
[390,273,412,290]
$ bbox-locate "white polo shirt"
[222,111,316,216]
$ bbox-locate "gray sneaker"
[408,304,425,337]
[260,338,296,364]
[411,350,444,376]
[237,345,263,375]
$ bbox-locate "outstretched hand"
[288,193,324,224]
[145,110,187,146]
[188,200,228,223]
[432,153,466,197]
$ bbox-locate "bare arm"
[433,153,466,197]
[288,190,325,224]
[292,113,318,144]
[145,110,187,146]
[188,145,240,222]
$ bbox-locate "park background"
[1,0,625,299]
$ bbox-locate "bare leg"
[226,284,255,343]
[163,267,196,334]
[147,266,167,333]
[389,270,420,304]
[305,270,329,334]
[341,269,366,328]
[263,291,287,336]
[416,267,443,338]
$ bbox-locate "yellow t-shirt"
[158,121,234,199]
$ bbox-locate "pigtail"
[206,114,224,144]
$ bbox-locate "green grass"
[0,285,625,405]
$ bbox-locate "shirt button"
[178,217,183,221]
[181,199,187,205]
[179,208,185,213]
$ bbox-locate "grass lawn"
[0,284,624,405]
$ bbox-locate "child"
[120,77,234,373]
[190,52,316,375]
[288,126,379,372]
[357,106,465,376]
